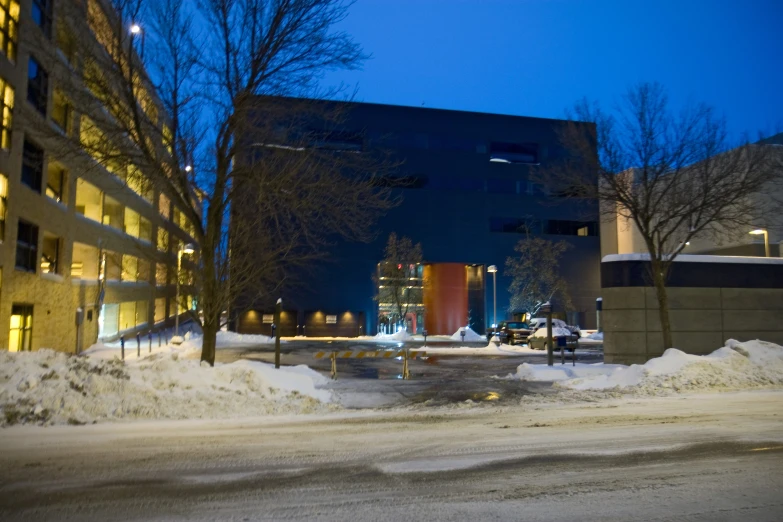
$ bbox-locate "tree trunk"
[650,259,674,352]
[201,319,218,366]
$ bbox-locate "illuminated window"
[75,178,103,222]
[40,232,60,274]
[102,195,123,230]
[52,90,72,133]
[154,298,166,323]
[158,193,170,219]
[56,21,77,65]
[46,162,65,203]
[157,228,169,252]
[121,254,138,282]
[9,304,33,352]
[0,76,13,149]
[155,263,167,286]
[0,0,20,61]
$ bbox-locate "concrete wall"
[603,286,783,364]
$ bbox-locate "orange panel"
[423,263,468,335]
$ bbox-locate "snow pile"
[511,339,783,394]
[0,349,333,427]
[375,330,412,341]
[530,327,573,338]
[586,331,604,341]
[215,331,276,344]
[449,327,485,341]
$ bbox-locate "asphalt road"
[211,340,603,408]
[1,391,781,521]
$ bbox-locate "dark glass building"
[235,99,601,336]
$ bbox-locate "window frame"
[27,55,50,116]
[15,220,39,273]
[21,139,45,193]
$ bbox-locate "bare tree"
[374,233,423,332]
[505,236,573,320]
[540,82,782,350]
[31,0,396,364]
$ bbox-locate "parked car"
[528,326,579,351]
[486,321,532,345]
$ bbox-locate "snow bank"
[215,331,276,345]
[530,327,573,338]
[449,327,485,341]
[375,330,412,341]
[586,332,604,341]
[511,339,783,394]
[0,348,333,427]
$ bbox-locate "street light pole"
[487,265,498,328]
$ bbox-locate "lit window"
[0,0,20,61]
[46,163,65,203]
[52,90,72,133]
[75,178,103,222]
[0,76,13,149]
[489,142,538,164]
[40,232,60,274]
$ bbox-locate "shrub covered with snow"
[0,349,333,427]
[511,339,783,395]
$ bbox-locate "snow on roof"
[602,253,783,265]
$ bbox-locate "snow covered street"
[1,391,782,521]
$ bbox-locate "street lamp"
[749,229,770,258]
[174,243,196,342]
[487,265,498,329]
[129,23,145,59]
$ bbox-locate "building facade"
[0,0,197,353]
[235,99,602,335]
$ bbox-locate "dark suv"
[486,321,532,345]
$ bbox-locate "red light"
[397,264,402,270]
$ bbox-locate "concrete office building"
[235,98,601,336]
[0,0,197,353]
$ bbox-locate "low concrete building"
[601,254,783,364]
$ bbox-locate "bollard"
[120,336,125,361]
[136,333,141,357]
[330,351,337,380]
[158,331,162,347]
[148,332,152,353]
[402,349,410,380]
[423,329,428,346]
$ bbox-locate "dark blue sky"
[322,0,783,140]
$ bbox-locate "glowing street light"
[749,229,770,258]
[487,265,498,329]
[174,243,196,341]
[130,24,141,34]
[185,165,192,173]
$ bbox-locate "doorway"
[9,304,33,352]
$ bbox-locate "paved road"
[1,392,781,521]
[212,340,602,407]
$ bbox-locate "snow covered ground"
[0,337,332,427]
[511,339,783,395]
